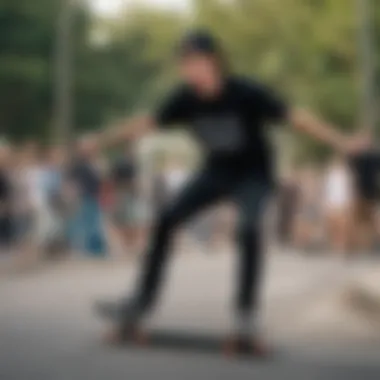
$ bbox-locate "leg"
[96,166,234,333]
[134,168,232,312]
[67,201,86,254]
[234,178,270,326]
[224,177,271,356]
[83,196,106,256]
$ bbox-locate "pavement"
[1,250,380,380]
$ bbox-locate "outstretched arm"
[96,114,156,150]
[288,108,349,153]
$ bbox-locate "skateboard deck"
[115,328,274,358]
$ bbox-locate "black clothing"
[0,170,10,204]
[177,30,222,57]
[68,159,101,198]
[0,170,13,247]
[350,150,380,200]
[134,165,271,314]
[112,157,137,187]
[156,76,288,182]
[125,76,287,322]
[277,182,299,245]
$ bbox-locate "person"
[324,156,353,254]
[94,30,362,355]
[42,146,66,255]
[10,144,42,256]
[277,170,300,248]
[0,142,14,251]
[349,135,380,252]
[294,167,323,252]
[162,159,191,199]
[111,145,145,255]
[18,143,51,252]
[66,135,107,257]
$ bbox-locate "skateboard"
[103,326,273,359]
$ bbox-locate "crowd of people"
[0,136,379,260]
[278,154,380,256]
[0,136,220,260]
[0,138,144,259]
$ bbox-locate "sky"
[90,0,190,16]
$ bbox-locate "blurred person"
[0,142,14,251]
[42,146,67,255]
[294,167,323,252]
[162,159,191,199]
[161,159,197,250]
[209,202,236,251]
[12,145,40,250]
[111,145,145,256]
[151,156,169,215]
[16,143,53,253]
[94,30,364,354]
[323,156,353,254]
[67,135,107,257]
[349,134,380,253]
[277,170,300,248]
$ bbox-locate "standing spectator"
[350,140,380,253]
[294,167,323,252]
[277,170,300,248]
[324,156,353,254]
[161,159,194,249]
[17,143,51,252]
[151,158,169,215]
[162,159,191,200]
[42,146,67,255]
[12,145,37,252]
[111,146,144,255]
[67,135,107,257]
[0,142,13,252]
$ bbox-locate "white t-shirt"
[324,166,352,209]
[23,166,48,209]
[165,168,190,196]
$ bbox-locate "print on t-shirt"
[155,76,288,178]
[193,114,245,153]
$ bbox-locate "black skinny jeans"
[134,164,271,315]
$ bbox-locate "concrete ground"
[1,250,380,380]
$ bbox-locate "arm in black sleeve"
[241,80,288,124]
[154,86,191,127]
[255,83,289,123]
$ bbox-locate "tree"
[192,0,371,161]
[0,0,61,141]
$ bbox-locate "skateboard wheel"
[133,329,149,346]
[222,339,238,358]
[222,337,272,359]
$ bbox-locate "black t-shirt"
[350,150,380,200]
[112,157,137,186]
[0,170,11,214]
[68,159,101,198]
[0,171,9,200]
[155,76,288,179]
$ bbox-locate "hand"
[343,134,372,156]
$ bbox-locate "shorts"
[353,197,376,225]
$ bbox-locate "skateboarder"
[95,30,362,356]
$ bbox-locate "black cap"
[176,30,221,57]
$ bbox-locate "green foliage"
[0,0,379,162]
